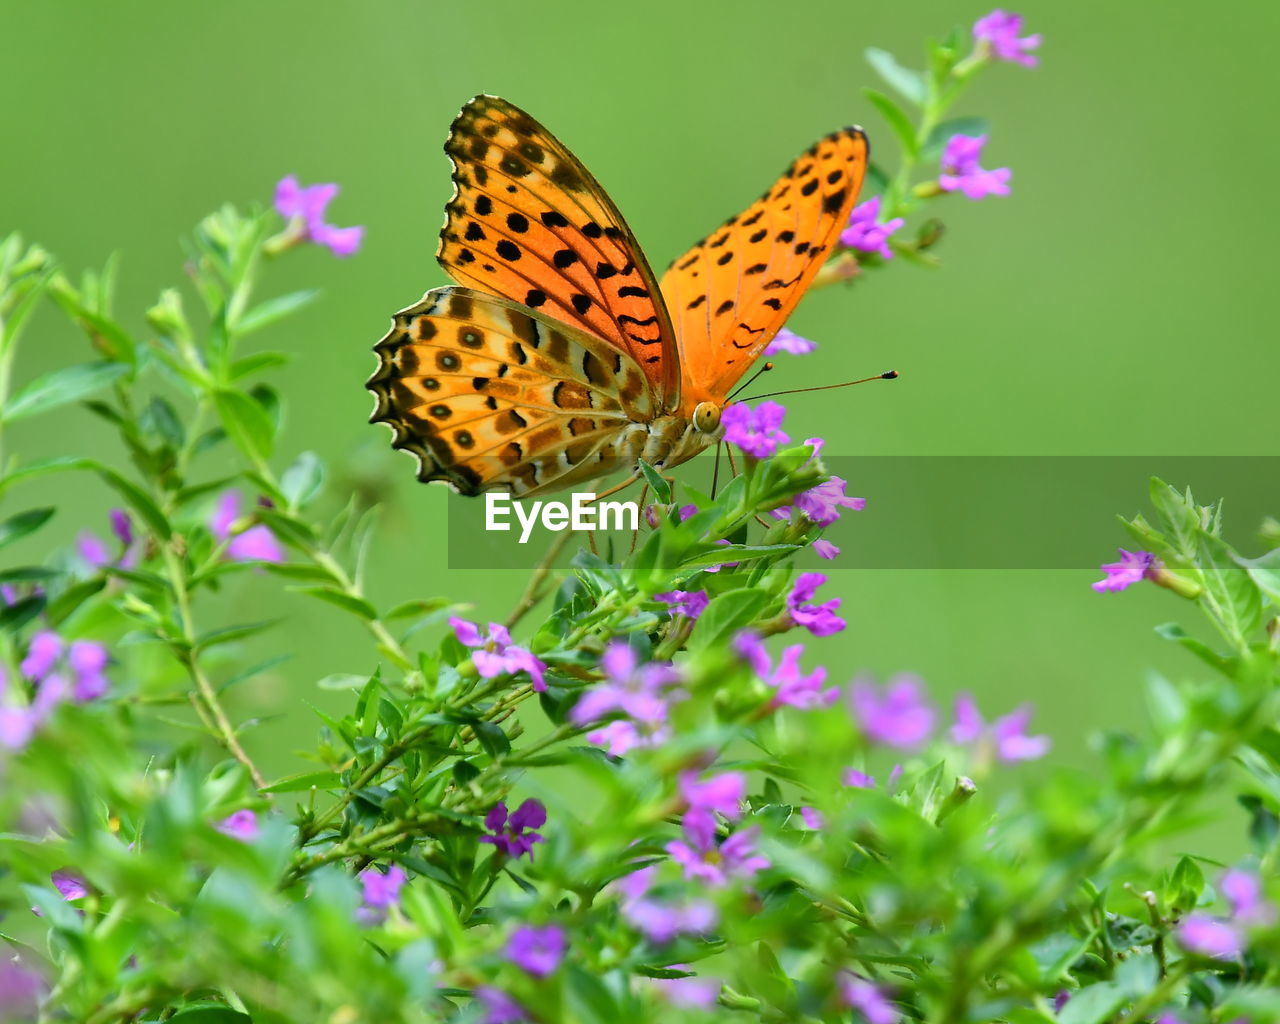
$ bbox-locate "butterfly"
[367,95,868,498]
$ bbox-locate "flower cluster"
[1178,867,1275,959]
[451,618,548,691]
[939,134,1012,200]
[1,631,111,751]
[571,643,682,756]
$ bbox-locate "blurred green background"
[2,0,1277,815]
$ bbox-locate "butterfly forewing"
[438,96,681,406]
[368,287,657,497]
[659,127,868,397]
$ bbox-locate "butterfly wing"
[659,128,868,398]
[367,287,657,497]
[438,95,681,408]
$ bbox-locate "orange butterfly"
[367,95,867,497]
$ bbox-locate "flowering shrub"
[2,12,1280,1024]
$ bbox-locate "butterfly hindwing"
[659,127,868,397]
[368,286,657,497]
[438,96,681,407]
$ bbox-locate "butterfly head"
[691,401,722,436]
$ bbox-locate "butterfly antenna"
[738,370,898,402]
[727,361,775,402]
[710,439,723,499]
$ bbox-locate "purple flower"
[474,986,527,1024]
[742,641,838,710]
[67,641,109,702]
[814,539,840,560]
[1054,990,1071,1013]
[51,869,88,902]
[77,532,111,567]
[939,134,1012,200]
[1221,867,1275,926]
[973,9,1041,67]
[17,632,109,706]
[655,589,709,620]
[0,960,43,1016]
[505,924,566,978]
[950,694,1049,762]
[586,707,671,757]
[360,864,407,909]
[843,768,876,789]
[76,508,139,571]
[216,809,260,842]
[775,477,867,528]
[764,328,817,356]
[0,706,36,751]
[211,493,285,564]
[1177,913,1242,958]
[840,197,905,259]
[1092,549,1155,593]
[849,674,935,749]
[450,617,547,692]
[786,573,846,636]
[799,806,825,829]
[613,866,718,942]
[667,815,770,887]
[721,401,790,459]
[680,771,746,821]
[839,974,898,1024]
[573,643,679,722]
[20,631,61,681]
[274,175,364,257]
[480,799,545,860]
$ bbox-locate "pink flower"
[814,539,841,560]
[973,9,1041,67]
[950,694,1050,762]
[667,814,770,887]
[612,865,718,943]
[274,176,364,257]
[216,809,260,841]
[721,401,790,458]
[480,799,545,860]
[764,328,817,356]
[51,869,88,902]
[650,967,721,1008]
[450,617,546,691]
[843,768,876,789]
[786,573,846,636]
[211,492,285,564]
[360,864,407,908]
[1091,549,1155,593]
[839,974,898,1024]
[0,959,43,1016]
[474,986,527,1024]
[1177,913,1242,959]
[775,477,867,527]
[849,675,935,749]
[505,924,566,978]
[799,806,825,829]
[840,197,905,259]
[939,134,1012,200]
[1221,867,1275,926]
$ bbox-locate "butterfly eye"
[692,402,721,434]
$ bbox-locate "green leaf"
[682,543,796,570]
[922,116,990,159]
[1243,548,1280,606]
[292,586,378,621]
[863,89,919,159]
[228,351,291,381]
[0,594,45,632]
[864,47,927,105]
[689,588,770,651]
[0,458,171,539]
[636,459,672,504]
[0,507,54,550]
[260,770,342,793]
[2,362,130,423]
[166,1007,253,1024]
[1149,477,1199,557]
[194,620,279,653]
[472,720,511,759]
[280,451,325,510]
[213,388,275,463]
[1057,981,1128,1024]
[233,288,319,335]
[1197,532,1263,643]
[316,672,370,691]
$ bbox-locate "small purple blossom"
[1092,549,1155,593]
[51,869,88,902]
[786,573,846,636]
[1054,990,1071,1013]
[732,631,772,677]
[799,806,825,829]
[17,632,109,708]
[274,175,364,257]
[1177,913,1242,959]
[0,959,43,1016]
[939,134,1012,200]
[651,968,721,1008]
[450,617,547,691]
[775,477,867,527]
[360,864,407,909]
[667,814,770,887]
[480,799,546,860]
[680,771,746,821]
[843,768,876,789]
[75,509,139,571]
[748,642,838,710]
[655,589,709,620]
[216,809,260,842]
[839,974,898,1024]
[613,865,718,942]
[77,532,111,567]
[849,674,935,749]
[1221,867,1275,926]
[211,493,285,564]
[505,924,566,978]
[721,400,790,459]
[973,9,1041,67]
[840,196,905,259]
[764,327,817,356]
[814,539,840,560]
[20,632,61,681]
[950,694,1050,762]
[474,986,527,1024]
[573,642,679,724]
